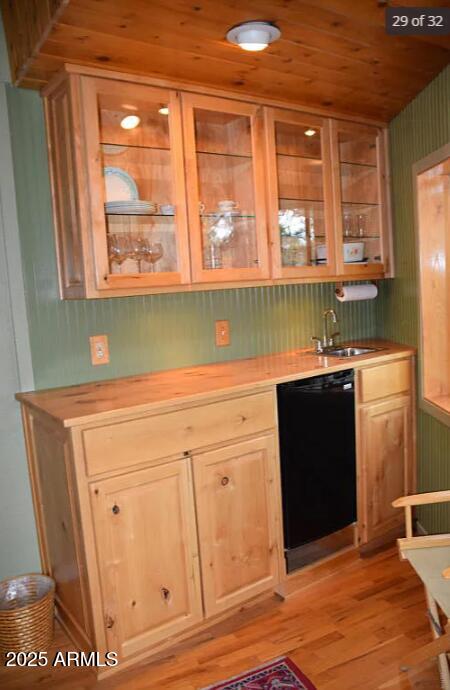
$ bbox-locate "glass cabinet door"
[181,94,269,282]
[81,78,190,289]
[330,121,391,277]
[265,109,336,278]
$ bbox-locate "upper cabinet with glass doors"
[82,78,191,291]
[265,109,336,279]
[44,67,393,299]
[46,75,191,298]
[181,94,270,283]
[330,121,392,277]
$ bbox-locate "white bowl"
[343,241,364,263]
[315,242,364,263]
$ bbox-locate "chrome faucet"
[311,308,340,354]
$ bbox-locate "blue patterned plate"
[104,167,139,202]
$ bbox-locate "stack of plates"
[105,200,158,215]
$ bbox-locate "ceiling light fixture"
[120,114,141,130]
[226,21,281,52]
[304,128,316,137]
[158,105,170,115]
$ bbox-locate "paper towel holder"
[335,280,378,300]
[335,280,378,291]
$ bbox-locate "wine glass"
[144,242,164,272]
[108,233,130,270]
[129,233,148,273]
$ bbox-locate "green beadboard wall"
[378,66,450,534]
[6,85,377,391]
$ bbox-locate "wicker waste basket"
[0,574,55,653]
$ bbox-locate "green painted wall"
[7,86,377,392]
[380,66,450,533]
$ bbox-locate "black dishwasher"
[277,370,356,572]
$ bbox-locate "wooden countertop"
[16,339,414,427]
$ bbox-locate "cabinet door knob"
[161,587,171,602]
[112,504,120,515]
[105,614,115,629]
[221,476,230,486]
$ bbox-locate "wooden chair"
[393,490,450,689]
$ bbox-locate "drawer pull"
[112,504,120,515]
[221,476,230,486]
[161,587,171,602]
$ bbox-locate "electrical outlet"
[89,335,110,366]
[215,320,230,347]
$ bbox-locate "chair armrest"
[393,490,450,508]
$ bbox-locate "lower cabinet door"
[90,459,203,659]
[193,435,281,617]
[359,394,413,544]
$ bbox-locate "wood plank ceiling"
[2,0,450,121]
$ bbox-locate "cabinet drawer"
[82,390,275,475]
[359,359,411,403]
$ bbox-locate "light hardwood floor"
[0,548,440,689]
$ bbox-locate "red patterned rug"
[201,657,317,690]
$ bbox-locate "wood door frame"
[264,107,337,279]
[79,76,191,290]
[413,143,450,428]
[181,92,270,283]
[329,119,391,278]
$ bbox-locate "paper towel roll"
[335,284,378,302]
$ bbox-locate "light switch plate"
[90,335,110,366]
[215,320,230,347]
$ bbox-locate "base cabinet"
[18,354,415,675]
[193,435,280,617]
[89,459,203,658]
[357,359,415,546]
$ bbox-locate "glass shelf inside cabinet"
[97,93,179,276]
[275,120,327,267]
[338,129,382,264]
[194,108,260,271]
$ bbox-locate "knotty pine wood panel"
[89,459,203,658]
[2,0,449,120]
[0,0,68,83]
[359,359,411,403]
[16,341,414,427]
[81,391,275,474]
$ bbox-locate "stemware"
[144,242,164,272]
[108,233,130,270]
[129,233,149,272]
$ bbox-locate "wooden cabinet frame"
[18,349,415,676]
[182,93,270,283]
[44,65,393,297]
[264,108,337,279]
[355,358,416,548]
[329,120,393,279]
[89,459,203,659]
[80,77,191,291]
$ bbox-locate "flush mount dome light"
[226,21,281,52]
[120,114,140,130]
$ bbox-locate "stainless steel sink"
[323,346,380,358]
